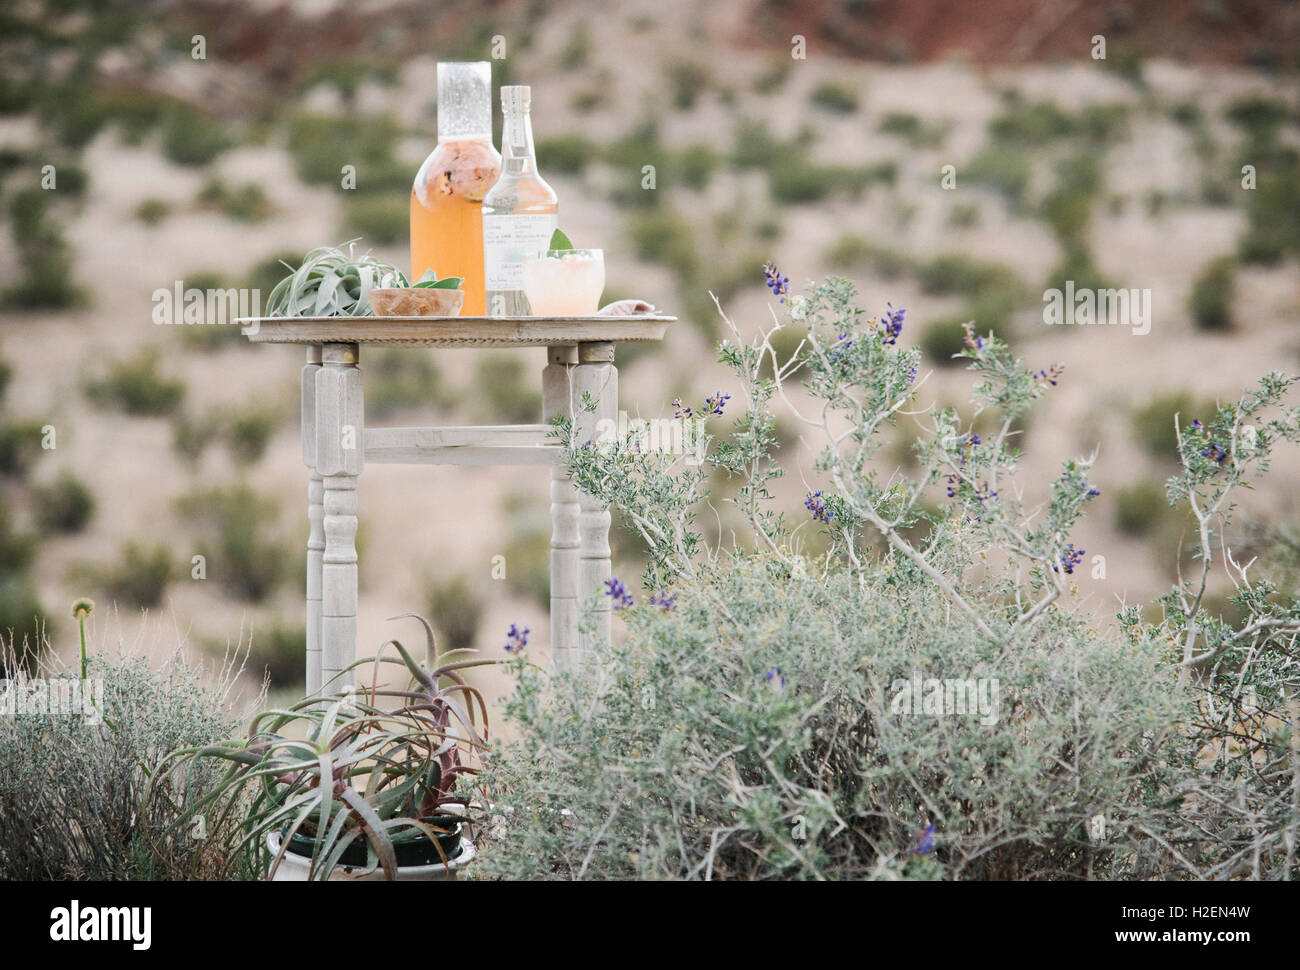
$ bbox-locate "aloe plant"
[145,614,506,880]
[265,240,408,317]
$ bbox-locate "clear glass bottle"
[411,62,501,316]
[482,86,558,316]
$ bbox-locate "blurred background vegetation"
[0,0,1297,695]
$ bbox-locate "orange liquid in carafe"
[410,138,501,316]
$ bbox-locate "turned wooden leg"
[543,345,581,671]
[315,342,362,694]
[302,346,324,695]
[574,342,617,658]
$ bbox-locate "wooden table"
[240,315,674,695]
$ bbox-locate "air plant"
[265,240,408,317]
[145,614,507,880]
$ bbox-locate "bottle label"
[484,213,558,290]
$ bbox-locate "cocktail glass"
[521,249,605,316]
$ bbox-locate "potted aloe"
[147,615,500,881]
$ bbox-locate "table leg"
[543,346,580,671]
[302,346,323,695]
[574,342,617,658]
[315,342,362,694]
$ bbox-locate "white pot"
[266,830,476,882]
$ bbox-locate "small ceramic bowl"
[370,287,465,317]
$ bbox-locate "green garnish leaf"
[412,270,463,289]
[549,228,573,251]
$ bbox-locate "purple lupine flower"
[945,474,959,498]
[762,262,790,303]
[880,303,905,345]
[1082,479,1101,499]
[962,321,985,351]
[765,668,787,688]
[1190,418,1203,431]
[703,391,731,416]
[1053,542,1086,575]
[604,577,633,610]
[910,824,936,856]
[504,623,530,654]
[1033,363,1065,387]
[649,590,678,610]
[1202,442,1228,464]
[804,490,833,522]
[672,398,693,420]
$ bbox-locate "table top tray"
[237,314,676,347]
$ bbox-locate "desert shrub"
[134,197,171,225]
[84,348,186,416]
[823,234,917,278]
[285,112,405,191]
[1113,479,1170,536]
[948,202,981,228]
[480,276,1300,881]
[963,146,1031,207]
[753,58,792,94]
[665,59,711,110]
[3,188,83,309]
[248,623,305,690]
[919,316,971,366]
[1224,96,1288,137]
[1130,390,1213,463]
[160,106,234,166]
[1039,154,1102,249]
[625,208,697,278]
[538,134,596,175]
[175,485,291,603]
[878,110,951,146]
[988,98,1076,145]
[0,576,45,673]
[559,23,592,70]
[172,411,221,463]
[86,541,174,609]
[426,574,485,651]
[0,420,44,477]
[0,634,251,879]
[1237,157,1300,264]
[1042,245,1113,296]
[177,271,245,351]
[197,178,271,222]
[917,254,1026,332]
[366,348,444,417]
[1188,256,1236,331]
[473,354,541,425]
[225,400,279,465]
[917,254,1019,298]
[674,144,719,190]
[809,80,859,114]
[503,527,551,609]
[342,194,406,244]
[32,472,95,534]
